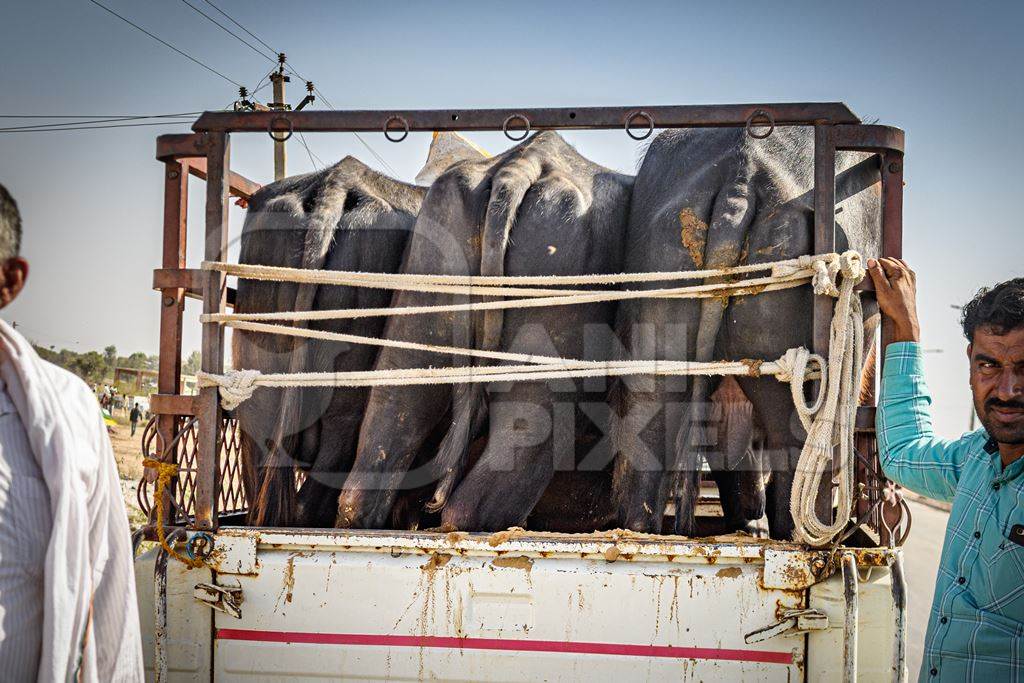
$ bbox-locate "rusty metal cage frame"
[139,102,904,544]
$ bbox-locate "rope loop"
[773,347,827,432]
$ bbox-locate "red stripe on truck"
[215,629,794,665]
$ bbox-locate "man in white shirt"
[0,183,143,681]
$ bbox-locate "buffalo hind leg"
[443,386,561,531]
[733,376,803,540]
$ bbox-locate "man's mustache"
[986,398,1024,411]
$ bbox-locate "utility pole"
[236,53,315,181]
[269,53,290,181]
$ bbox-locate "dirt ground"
[107,414,148,529]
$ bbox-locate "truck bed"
[135,527,904,681]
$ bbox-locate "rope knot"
[838,250,866,282]
[772,347,806,383]
[770,253,818,279]
[199,369,261,410]
[811,259,841,297]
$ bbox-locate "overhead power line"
[303,83,399,176]
[0,112,200,132]
[199,0,278,57]
[177,0,277,64]
[119,0,396,177]
[297,132,323,170]
[0,112,203,119]
[0,120,194,134]
[87,0,245,88]
[163,3,397,176]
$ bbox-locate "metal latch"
[744,609,829,643]
[194,582,244,619]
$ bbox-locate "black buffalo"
[611,126,881,540]
[234,157,428,527]
[335,132,633,532]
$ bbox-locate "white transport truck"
[135,527,906,682]
[135,102,909,681]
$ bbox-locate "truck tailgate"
[138,529,900,681]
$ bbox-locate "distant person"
[129,402,142,436]
[0,183,143,681]
[870,259,1023,681]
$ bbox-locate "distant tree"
[183,350,202,376]
[34,345,60,366]
[72,351,107,384]
[30,343,160,387]
[121,351,150,370]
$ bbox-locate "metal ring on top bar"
[745,109,775,139]
[384,115,409,143]
[502,114,531,141]
[267,115,293,142]
[625,110,654,140]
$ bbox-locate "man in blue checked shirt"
[869,258,1024,681]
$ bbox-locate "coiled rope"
[195,250,866,546]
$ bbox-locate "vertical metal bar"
[154,528,187,683]
[156,159,189,523]
[842,553,860,682]
[812,123,837,355]
[878,150,904,377]
[153,547,170,683]
[813,123,837,522]
[196,132,230,531]
[890,551,908,682]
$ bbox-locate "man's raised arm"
[871,258,972,502]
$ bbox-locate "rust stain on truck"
[492,556,533,571]
[421,553,452,571]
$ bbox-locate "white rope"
[202,252,839,288]
[199,250,866,547]
[202,269,811,301]
[787,251,866,546]
[198,357,816,393]
[220,318,600,366]
[202,275,810,324]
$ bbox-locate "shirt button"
[940,616,948,624]
[974,531,981,539]
[994,482,1001,490]
[930,668,938,676]
[958,576,966,584]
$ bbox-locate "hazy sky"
[0,0,1020,437]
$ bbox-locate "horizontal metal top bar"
[192,102,861,133]
[215,527,896,565]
